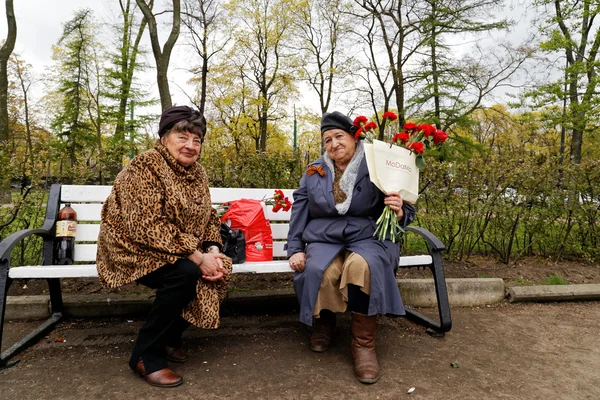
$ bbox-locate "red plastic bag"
[220,199,273,262]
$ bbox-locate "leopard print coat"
[96,140,232,329]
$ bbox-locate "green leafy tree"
[103,0,151,180]
[531,0,600,164]
[409,0,526,131]
[225,0,300,152]
[48,9,102,181]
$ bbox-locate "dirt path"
[1,302,599,399]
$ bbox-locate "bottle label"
[56,221,77,238]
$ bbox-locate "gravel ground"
[1,301,599,399]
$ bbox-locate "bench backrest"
[62,185,295,263]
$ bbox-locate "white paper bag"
[371,139,420,204]
[363,142,384,192]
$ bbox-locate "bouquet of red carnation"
[263,189,292,212]
[391,120,448,169]
[354,112,448,242]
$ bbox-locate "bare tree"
[353,0,423,127]
[136,0,181,111]
[228,0,299,152]
[182,0,229,115]
[295,0,351,114]
[10,55,35,175]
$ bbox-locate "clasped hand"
[384,192,404,219]
[189,250,229,281]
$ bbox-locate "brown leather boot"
[351,312,379,384]
[135,359,183,388]
[310,310,336,352]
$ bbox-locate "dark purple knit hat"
[158,106,202,137]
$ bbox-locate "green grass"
[477,273,489,278]
[540,274,568,285]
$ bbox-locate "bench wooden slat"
[76,224,100,242]
[63,187,294,222]
[61,185,112,203]
[210,188,294,204]
[70,204,103,222]
[74,224,288,242]
[72,242,290,262]
[9,265,99,279]
[8,255,434,279]
[270,224,289,240]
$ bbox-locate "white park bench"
[0,184,451,367]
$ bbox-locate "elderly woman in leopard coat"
[96,106,231,388]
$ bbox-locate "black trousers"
[347,284,370,314]
[128,259,199,374]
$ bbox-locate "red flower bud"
[433,129,448,144]
[274,189,285,200]
[408,141,425,154]
[404,122,417,131]
[364,121,377,131]
[393,132,410,143]
[353,116,368,128]
[382,111,398,121]
[354,127,363,139]
[418,124,436,137]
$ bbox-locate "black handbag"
[220,223,246,264]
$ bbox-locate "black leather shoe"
[166,346,189,363]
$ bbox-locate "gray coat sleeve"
[286,173,310,257]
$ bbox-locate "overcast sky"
[1,0,204,118]
[2,0,536,121]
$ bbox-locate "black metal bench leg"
[0,259,17,367]
[403,251,452,336]
[0,276,64,369]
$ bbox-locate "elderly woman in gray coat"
[287,111,416,384]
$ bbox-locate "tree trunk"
[0,0,17,144]
[136,0,180,112]
[0,0,17,202]
[430,1,440,125]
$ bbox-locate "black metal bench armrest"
[0,228,52,266]
[404,226,445,252]
[0,184,61,268]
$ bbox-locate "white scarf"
[323,141,364,215]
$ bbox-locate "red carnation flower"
[382,111,398,121]
[354,127,363,139]
[282,198,292,212]
[433,129,448,144]
[353,116,368,128]
[272,202,283,212]
[364,121,378,131]
[418,124,436,138]
[404,122,417,131]
[408,141,425,154]
[274,189,285,200]
[393,132,410,143]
